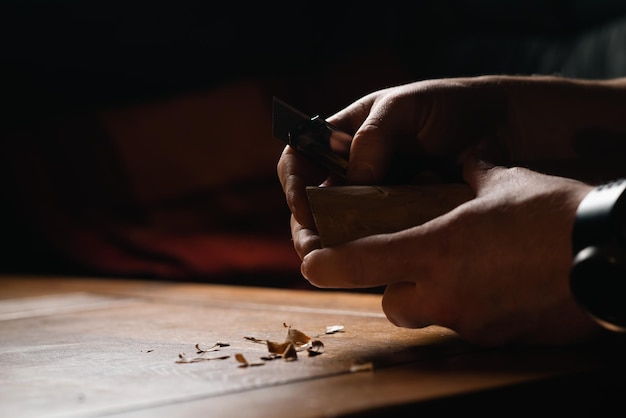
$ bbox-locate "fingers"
[327,91,418,185]
[325,93,377,134]
[382,282,434,329]
[301,220,446,288]
[290,214,321,260]
[345,97,416,185]
[301,222,461,330]
[326,98,391,184]
[347,120,394,184]
[461,154,496,196]
[277,146,317,228]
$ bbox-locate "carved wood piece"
[306,183,474,247]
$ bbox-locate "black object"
[571,178,626,332]
[272,97,351,178]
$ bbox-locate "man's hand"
[276,75,626,346]
[301,159,600,346]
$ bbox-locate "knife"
[272,97,351,178]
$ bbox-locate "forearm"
[502,75,626,182]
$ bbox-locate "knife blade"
[272,97,351,178]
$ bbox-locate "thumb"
[462,155,498,196]
[301,232,432,289]
[300,209,461,289]
[347,124,393,185]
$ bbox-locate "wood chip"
[234,353,264,367]
[176,353,230,364]
[282,342,298,361]
[350,362,374,373]
[195,342,230,354]
[325,325,345,334]
[307,340,325,356]
[267,340,292,355]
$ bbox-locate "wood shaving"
[195,342,230,354]
[246,323,320,362]
[179,324,344,367]
[349,361,374,373]
[282,342,298,361]
[313,324,345,338]
[267,340,291,355]
[260,353,282,361]
[284,323,311,347]
[235,353,264,368]
[243,336,266,344]
[325,325,345,334]
[176,353,230,364]
[307,340,325,356]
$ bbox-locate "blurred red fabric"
[0,81,304,286]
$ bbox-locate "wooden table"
[1,275,624,417]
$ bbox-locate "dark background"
[4,0,626,122]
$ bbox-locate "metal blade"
[272,97,310,145]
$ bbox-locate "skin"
[277,75,626,346]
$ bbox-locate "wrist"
[570,178,626,332]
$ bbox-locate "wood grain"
[2,275,625,417]
[307,183,474,247]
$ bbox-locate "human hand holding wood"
[277,75,626,345]
[301,159,601,346]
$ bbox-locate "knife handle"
[289,116,351,178]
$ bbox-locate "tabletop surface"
[1,275,625,417]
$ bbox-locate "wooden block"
[306,183,474,247]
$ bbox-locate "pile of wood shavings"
[176,323,352,368]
